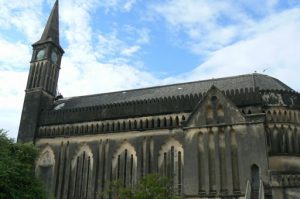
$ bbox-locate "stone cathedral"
[18,1,300,199]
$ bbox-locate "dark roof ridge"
[51,87,262,112]
[57,73,270,102]
[253,72,293,92]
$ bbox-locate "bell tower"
[18,0,64,142]
[28,0,64,94]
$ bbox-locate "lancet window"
[36,146,56,193]
[158,138,184,195]
[112,142,137,187]
[70,145,93,199]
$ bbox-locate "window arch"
[251,164,260,199]
[36,146,56,193]
[206,105,213,124]
[217,104,225,123]
[272,127,279,153]
[112,142,137,187]
[251,164,259,189]
[70,144,93,199]
[158,138,184,195]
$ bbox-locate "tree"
[104,173,179,199]
[0,129,47,199]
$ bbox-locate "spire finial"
[34,0,61,47]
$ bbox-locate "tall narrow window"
[36,147,56,194]
[112,142,137,187]
[130,155,134,186]
[124,150,128,185]
[231,131,240,192]
[206,105,213,124]
[163,152,167,176]
[86,157,90,198]
[74,157,79,196]
[70,145,94,199]
[159,138,183,196]
[217,105,225,123]
[251,164,259,199]
[141,143,144,177]
[117,155,121,179]
[178,151,182,195]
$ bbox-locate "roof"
[53,73,293,110]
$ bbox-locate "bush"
[104,173,178,199]
[0,129,47,199]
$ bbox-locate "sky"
[0,0,300,139]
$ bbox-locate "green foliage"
[104,173,178,199]
[0,129,47,199]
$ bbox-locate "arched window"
[279,126,286,153]
[251,164,260,199]
[158,138,183,195]
[217,104,225,123]
[175,116,180,126]
[163,117,167,127]
[36,146,56,194]
[266,111,272,122]
[270,127,280,153]
[211,96,218,104]
[157,118,161,128]
[206,96,225,124]
[70,144,93,199]
[206,105,213,124]
[134,120,137,129]
[181,115,186,121]
[112,142,137,187]
[287,127,294,153]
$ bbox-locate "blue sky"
[0,0,300,138]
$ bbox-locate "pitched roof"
[53,73,293,110]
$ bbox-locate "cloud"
[180,8,300,91]
[123,0,137,12]
[0,0,45,42]
[149,0,300,91]
[122,25,150,45]
[93,26,149,64]
[59,55,157,98]
[151,0,249,53]
[99,0,137,13]
[96,32,127,60]
[151,0,300,55]
[121,45,140,57]
[58,0,158,97]
[0,70,27,139]
[0,38,30,70]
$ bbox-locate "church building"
[18,1,300,199]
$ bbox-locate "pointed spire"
[34,0,61,48]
